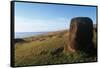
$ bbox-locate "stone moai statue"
[64,17,95,55]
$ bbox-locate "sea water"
[15,32,47,38]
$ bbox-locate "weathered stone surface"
[64,17,96,55]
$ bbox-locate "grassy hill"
[14,30,97,67]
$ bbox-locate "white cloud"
[15,16,70,32]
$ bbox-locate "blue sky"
[15,2,96,32]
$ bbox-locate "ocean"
[15,32,47,38]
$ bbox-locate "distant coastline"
[15,32,48,38]
[15,29,68,39]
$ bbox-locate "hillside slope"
[14,30,97,66]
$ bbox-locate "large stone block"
[64,17,96,56]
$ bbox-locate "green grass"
[14,30,97,67]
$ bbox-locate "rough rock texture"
[64,17,96,56]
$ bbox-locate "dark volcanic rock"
[14,38,26,43]
[64,17,96,56]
